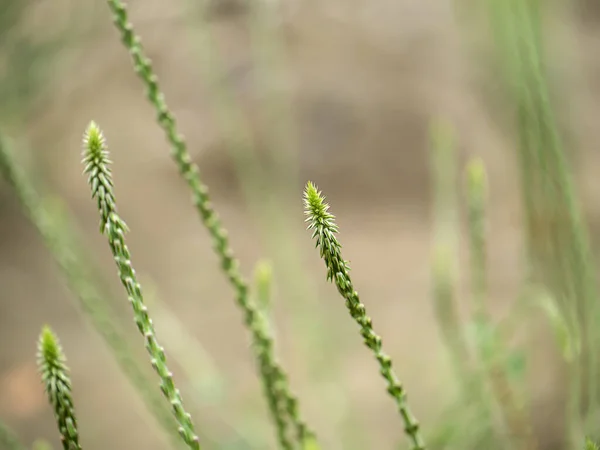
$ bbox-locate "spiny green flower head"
[37,326,82,450]
[82,121,127,235]
[303,182,349,288]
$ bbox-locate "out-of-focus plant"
[0,0,80,127]
[0,419,26,450]
[37,326,83,450]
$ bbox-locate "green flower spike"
[37,326,83,450]
[303,181,426,450]
[103,2,315,447]
[0,133,184,449]
[81,122,201,450]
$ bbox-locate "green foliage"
[428,129,537,450]
[303,182,426,450]
[465,159,487,315]
[102,0,315,447]
[481,0,600,446]
[82,122,202,450]
[1,0,600,449]
[37,326,83,450]
[429,120,469,384]
[485,0,599,427]
[0,133,184,449]
[465,160,535,450]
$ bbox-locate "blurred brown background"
[2,0,600,449]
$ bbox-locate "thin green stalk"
[141,274,268,448]
[465,160,487,320]
[0,420,26,450]
[141,275,226,405]
[428,120,503,450]
[37,326,83,450]
[246,0,300,190]
[303,181,425,450]
[82,122,201,450]
[253,259,276,338]
[186,2,338,439]
[465,159,536,450]
[182,0,266,203]
[486,0,598,421]
[515,0,598,416]
[490,3,585,439]
[429,119,470,379]
[182,0,334,402]
[103,2,314,447]
[0,134,184,450]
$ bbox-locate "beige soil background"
[2,0,600,449]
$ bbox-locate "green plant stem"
[487,0,598,420]
[82,122,201,450]
[0,134,185,450]
[465,159,536,450]
[181,4,335,418]
[0,420,26,450]
[428,121,502,450]
[103,2,314,447]
[141,274,266,448]
[303,181,426,450]
[518,0,598,416]
[37,326,83,450]
[429,119,470,382]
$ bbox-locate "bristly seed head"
[37,326,82,450]
[82,121,110,169]
[37,325,70,408]
[37,325,67,383]
[82,121,113,198]
[303,181,339,234]
[81,121,121,233]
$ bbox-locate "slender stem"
[82,122,201,450]
[465,159,536,450]
[0,133,185,449]
[303,181,426,450]
[103,1,314,446]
